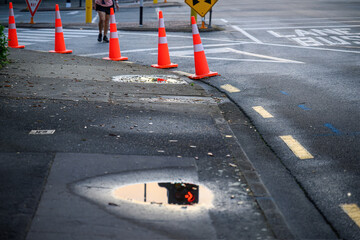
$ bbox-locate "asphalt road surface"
[2,0,360,239]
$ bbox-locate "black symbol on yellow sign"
[185,0,218,17]
[193,0,211,6]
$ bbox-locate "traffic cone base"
[49,49,72,54]
[8,44,25,49]
[189,71,218,80]
[151,63,178,69]
[103,56,128,61]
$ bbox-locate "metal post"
[191,8,197,24]
[79,0,82,7]
[85,0,92,23]
[139,0,143,26]
[209,8,212,28]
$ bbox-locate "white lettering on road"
[267,27,360,47]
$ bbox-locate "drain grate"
[112,75,188,84]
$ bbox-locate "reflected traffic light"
[158,183,199,205]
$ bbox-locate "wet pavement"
[0,49,277,239]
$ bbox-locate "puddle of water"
[112,75,188,84]
[112,182,213,207]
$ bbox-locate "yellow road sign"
[184,0,218,17]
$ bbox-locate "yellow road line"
[221,84,241,93]
[252,106,274,118]
[279,135,314,159]
[341,204,360,228]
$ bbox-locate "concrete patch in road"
[112,75,188,84]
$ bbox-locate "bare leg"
[98,11,106,35]
[104,14,110,37]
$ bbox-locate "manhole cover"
[112,75,188,84]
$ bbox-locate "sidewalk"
[0,48,282,239]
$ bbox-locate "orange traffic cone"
[151,11,177,69]
[49,4,72,54]
[189,16,218,80]
[103,8,128,61]
[8,2,25,49]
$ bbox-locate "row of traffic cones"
[7,3,218,80]
[151,11,218,79]
[8,3,72,53]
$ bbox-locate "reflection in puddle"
[113,182,213,206]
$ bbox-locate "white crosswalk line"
[6,28,97,45]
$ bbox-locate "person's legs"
[97,10,106,42]
[103,13,110,42]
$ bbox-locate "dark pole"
[139,0,143,26]
[144,183,147,202]
[79,0,82,7]
[209,8,212,28]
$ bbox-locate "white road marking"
[118,31,247,43]
[169,47,303,63]
[67,11,79,15]
[253,42,360,54]
[227,48,303,63]
[155,7,161,18]
[243,24,360,30]
[79,42,250,57]
[92,14,99,23]
[17,39,53,42]
[16,42,34,46]
[216,16,360,24]
[29,130,55,135]
[232,20,360,28]
[231,25,263,43]
[171,55,295,63]
[221,19,228,23]
[17,28,247,43]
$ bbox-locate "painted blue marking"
[298,104,311,111]
[280,91,289,96]
[324,123,342,135]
